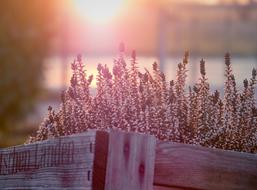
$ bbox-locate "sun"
[73,0,124,24]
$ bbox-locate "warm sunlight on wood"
[73,0,124,24]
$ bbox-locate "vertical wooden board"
[0,131,96,190]
[104,130,156,190]
[154,141,257,190]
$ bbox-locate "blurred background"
[0,0,257,147]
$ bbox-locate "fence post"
[93,130,156,190]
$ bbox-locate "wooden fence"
[0,130,256,190]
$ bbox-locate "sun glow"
[73,0,124,24]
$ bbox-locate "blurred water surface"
[44,55,257,91]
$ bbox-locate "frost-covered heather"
[28,46,257,153]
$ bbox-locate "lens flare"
[74,0,124,24]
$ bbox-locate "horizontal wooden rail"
[0,130,257,190]
[154,141,257,190]
[0,131,96,189]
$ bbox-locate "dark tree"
[0,1,58,135]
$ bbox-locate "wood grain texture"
[1,130,257,190]
[0,131,96,190]
[105,130,156,190]
[154,141,257,190]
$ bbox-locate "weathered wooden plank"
[154,141,257,190]
[3,130,256,190]
[0,131,96,190]
[104,130,156,190]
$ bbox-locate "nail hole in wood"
[87,170,91,181]
[90,142,93,153]
[123,142,130,158]
[139,162,145,183]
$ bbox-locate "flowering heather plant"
[28,46,257,153]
